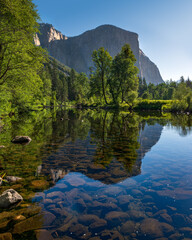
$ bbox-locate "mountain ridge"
[36,23,164,84]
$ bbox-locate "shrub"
[134,100,172,111]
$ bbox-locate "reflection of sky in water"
[142,126,192,168]
[33,124,192,239]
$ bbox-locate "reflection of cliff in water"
[40,115,163,185]
[138,122,163,159]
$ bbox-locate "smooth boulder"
[0,189,23,209]
[11,136,31,144]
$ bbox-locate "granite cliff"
[36,24,163,84]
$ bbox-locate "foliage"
[1,0,191,114]
[90,47,112,104]
[90,44,139,108]
[110,44,139,107]
[0,0,47,112]
[135,100,173,111]
[89,110,140,171]
[138,76,192,113]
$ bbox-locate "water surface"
[0,110,192,239]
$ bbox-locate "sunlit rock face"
[36,23,66,49]
[36,24,164,84]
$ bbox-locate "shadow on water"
[0,110,192,239]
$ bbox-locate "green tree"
[59,72,68,103]
[75,73,90,103]
[0,0,46,85]
[68,69,76,101]
[138,77,148,97]
[91,47,112,104]
[142,91,152,99]
[110,44,139,107]
[0,0,46,112]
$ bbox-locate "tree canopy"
[110,44,139,106]
[0,0,46,86]
[90,44,139,107]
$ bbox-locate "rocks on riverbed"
[0,232,12,240]
[11,136,31,144]
[0,189,23,209]
[6,176,23,183]
[31,180,49,190]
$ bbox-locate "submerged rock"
[0,232,12,240]
[78,214,100,225]
[35,229,53,240]
[6,176,22,183]
[120,220,137,235]
[0,189,23,209]
[68,223,90,238]
[11,136,31,144]
[31,180,49,189]
[105,211,129,226]
[13,212,56,234]
[89,219,107,232]
[13,215,26,222]
[139,218,174,238]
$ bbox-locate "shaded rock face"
[36,24,164,84]
[139,49,163,85]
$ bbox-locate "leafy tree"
[59,72,68,103]
[110,44,139,107]
[91,47,112,104]
[0,0,46,112]
[68,69,76,101]
[142,91,152,99]
[138,77,148,97]
[167,87,175,99]
[180,76,185,83]
[75,73,90,103]
[0,0,46,85]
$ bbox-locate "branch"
[0,57,11,83]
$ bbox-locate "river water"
[0,110,192,239]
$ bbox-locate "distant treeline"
[138,77,192,112]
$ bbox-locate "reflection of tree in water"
[0,109,90,177]
[168,114,192,136]
[48,110,88,143]
[90,111,140,172]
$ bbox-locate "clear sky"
[33,0,192,81]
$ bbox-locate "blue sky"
[33,0,192,81]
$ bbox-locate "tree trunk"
[101,69,108,105]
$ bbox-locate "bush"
[134,100,172,111]
[164,100,188,113]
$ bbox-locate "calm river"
[0,110,192,239]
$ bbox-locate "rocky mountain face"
[36,24,163,84]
